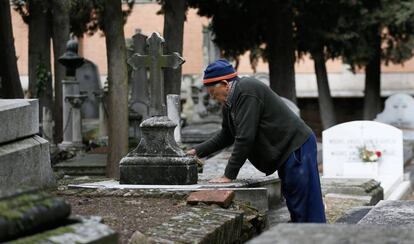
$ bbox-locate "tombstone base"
[120,156,198,185]
[58,141,85,151]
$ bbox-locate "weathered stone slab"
[187,190,235,208]
[0,190,71,242]
[144,207,243,243]
[11,220,118,244]
[335,206,373,224]
[53,154,106,176]
[324,193,372,223]
[0,99,38,144]
[321,178,383,205]
[0,135,55,193]
[247,224,414,244]
[358,200,414,225]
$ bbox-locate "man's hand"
[209,176,232,183]
[186,149,197,156]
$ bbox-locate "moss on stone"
[0,192,57,221]
[10,225,75,244]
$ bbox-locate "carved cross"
[128,32,185,116]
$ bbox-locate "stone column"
[60,77,80,149]
[94,88,108,139]
[167,94,182,143]
[65,95,87,149]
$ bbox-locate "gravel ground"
[62,195,187,244]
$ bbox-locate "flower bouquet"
[358,145,382,163]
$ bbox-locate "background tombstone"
[375,93,414,163]
[323,121,404,199]
[280,97,300,117]
[202,25,221,69]
[181,82,222,144]
[77,59,101,119]
[129,31,149,120]
[252,72,270,86]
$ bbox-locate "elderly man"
[187,59,326,223]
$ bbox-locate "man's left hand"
[209,176,232,183]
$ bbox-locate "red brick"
[186,190,235,208]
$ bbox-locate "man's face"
[206,81,229,105]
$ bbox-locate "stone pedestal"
[120,116,197,185]
[66,94,87,149]
[60,77,80,150]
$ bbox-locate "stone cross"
[128,32,185,117]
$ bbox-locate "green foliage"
[188,0,268,60]
[69,0,135,37]
[35,62,51,97]
[295,0,361,60]
[341,0,414,69]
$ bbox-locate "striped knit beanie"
[203,59,238,85]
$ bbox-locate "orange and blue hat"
[203,59,238,86]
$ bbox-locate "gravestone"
[280,97,300,117]
[181,83,221,144]
[77,59,101,119]
[0,99,55,191]
[129,31,149,120]
[323,121,404,198]
[120,32,198,185]
[375,93,414,163]
[252,72,270,86]
[202,25,221,69]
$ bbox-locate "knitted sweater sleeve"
[224,95,263,179]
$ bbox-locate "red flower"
[376,151,382,157]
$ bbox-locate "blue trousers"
[278,134,326,223]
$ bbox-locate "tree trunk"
[163,0,186,96]
[312,48,337,129]
[102,0,129,179]
[267,1,296,103]
[28,0,52,121]
[0,0,23,98]
[363,33,382,120]
[51,0,70,143]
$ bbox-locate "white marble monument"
[323,121,404,198]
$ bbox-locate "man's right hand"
[186,149,197,156]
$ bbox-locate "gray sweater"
[194,77,312,179]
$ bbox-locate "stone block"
[324,193,371,223]
[233,188,268,211]
[187,190,235,208]
[335,206,373,224]
[321,178,383,205]
[358,200,414,225]
[247,224,414,244]
[0,99,39,144]
[0,135,55,193]
[145,207,243,244]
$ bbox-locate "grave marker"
[323,121,403,198]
